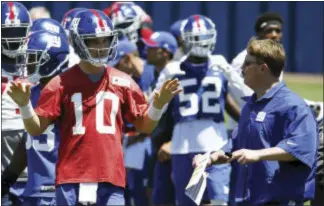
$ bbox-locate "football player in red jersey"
[7,9,181,205]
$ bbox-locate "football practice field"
[284,72,323,102]
[225,72,323,124]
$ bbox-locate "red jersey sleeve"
[34,75,62,121]
[123,77,148,123]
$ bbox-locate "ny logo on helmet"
[43,23,60,34]
[70,17,81,32]
[5,5,21,25]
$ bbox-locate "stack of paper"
[185,152,210,205]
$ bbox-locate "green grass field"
[284,73,323,102]
[225,73,323,123]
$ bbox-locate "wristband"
[19,101,35,119]
[147,104,163,121]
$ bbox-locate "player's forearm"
[257,147,297,162]
[133,100,166,134]
[19,102,51,136]
[225,93,241,122]
[133,114,158,134]
[23,114,47,136]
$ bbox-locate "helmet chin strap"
[189,46,211,58]
[89,56,109,68]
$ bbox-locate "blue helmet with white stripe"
[182,14,216,57]
[1,2,31,57]
[109,3,141,43]
[16,30,70,83]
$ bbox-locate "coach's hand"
[7,81,31,107]
[153,78,182,109]
[192,150,230,168]
[230,149,261,164]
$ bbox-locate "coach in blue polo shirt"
[193,38,318,205]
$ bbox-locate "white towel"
[78,183,98,205]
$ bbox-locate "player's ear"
[260,63,269,73]
[162,50,170,58]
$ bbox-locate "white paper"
[185,152,210,205]
[78,183,98,205]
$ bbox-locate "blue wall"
[21,1,324,74]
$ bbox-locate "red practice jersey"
[35,65,148,187]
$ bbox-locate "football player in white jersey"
[153,15,240,206]
[1,2,31,205]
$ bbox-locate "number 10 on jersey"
[71,91,119,135]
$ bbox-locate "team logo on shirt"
[256,111,266,122]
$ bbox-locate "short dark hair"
[254,12,283,33]
[247,37,285,78]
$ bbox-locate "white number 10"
[71,91,119,135]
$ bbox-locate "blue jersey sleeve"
[276,105,318,169]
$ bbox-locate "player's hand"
[192,154,212,168]
[7,81,31,107]
[127,54,144,75]
[157,142,171,163]
[192,150,230,168]
[153,78,182,109]
[230,149,261,164]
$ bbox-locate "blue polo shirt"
[229,82,318,205]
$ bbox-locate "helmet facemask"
[71,27,118,67]
[1,23,30,58]
[115,18,140,43]
[182,29,216,57]
[16,45,68,83]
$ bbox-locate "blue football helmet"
[181,14,217,57]
[61,8,87,36]
[1,2,31,56]
[2,2,31,76]
[69,9,118,67]
[109,3,141,43]
[16,30,70,83]
[30,18,68,40]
